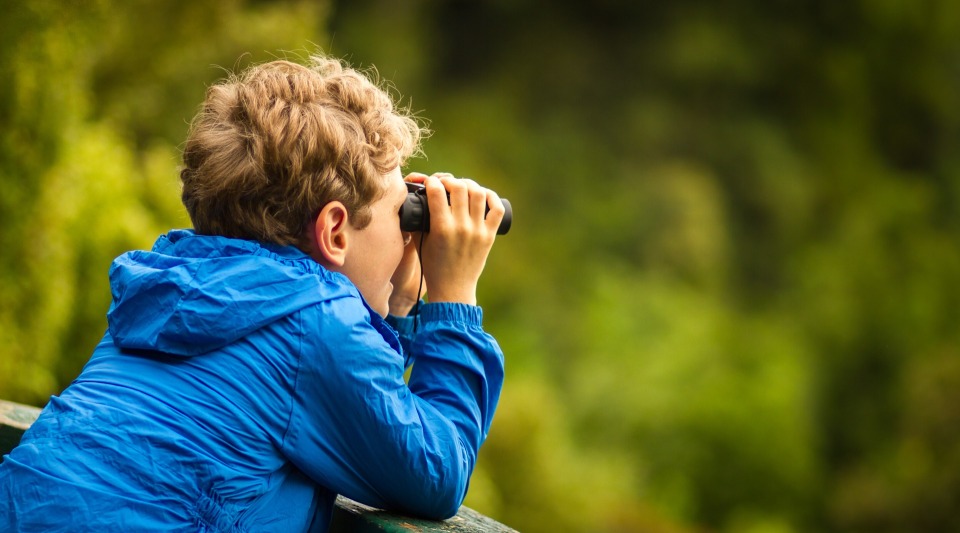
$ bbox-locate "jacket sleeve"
[385,304,420,369]
[280,298,504,520]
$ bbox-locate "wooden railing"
[0,399,515,532]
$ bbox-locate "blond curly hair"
[180,55,424,248]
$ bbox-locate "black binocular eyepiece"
[399,182,512,235]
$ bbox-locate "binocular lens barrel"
[399,183,512,235]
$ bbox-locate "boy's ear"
[310,201,350,267]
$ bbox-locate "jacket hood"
[107,229,355,357]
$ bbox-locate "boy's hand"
[388,172,429,317]
[418,173,505,306]
[388,231,425,316]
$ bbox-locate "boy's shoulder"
[108,230,369,357]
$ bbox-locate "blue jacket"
[0,230,504,532]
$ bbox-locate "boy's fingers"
[441,177,469,223]
[421,173,502,236]
[424,176,451,228]
[404,172,429,183]
[484,190,505,233]
[459,179,486,222]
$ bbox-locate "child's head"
[180,55,424,250]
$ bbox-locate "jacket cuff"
[420,302,483,326]
[386,299,425,335]
[385,314,417,336]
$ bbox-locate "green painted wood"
[0,399,41,456]
[0,399,515,532]
[329,496,517,533]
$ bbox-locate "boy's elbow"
[393,459,470,520]
[383,428,478,519]
[433,481,469,520]
[410,470,469,520]
[417,486,466,520]
[434,504,462,521]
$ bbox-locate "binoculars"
[399,182,512,235]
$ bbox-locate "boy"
[0,55,506,532]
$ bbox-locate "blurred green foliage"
[3,1,960,531]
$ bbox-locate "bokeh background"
[3,1,960,531]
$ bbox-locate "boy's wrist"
[427,295,477,306]
[423,284,477,307]
[388,293,420,317]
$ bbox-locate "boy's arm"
[281,298,503,520]
[387,173,506,373]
